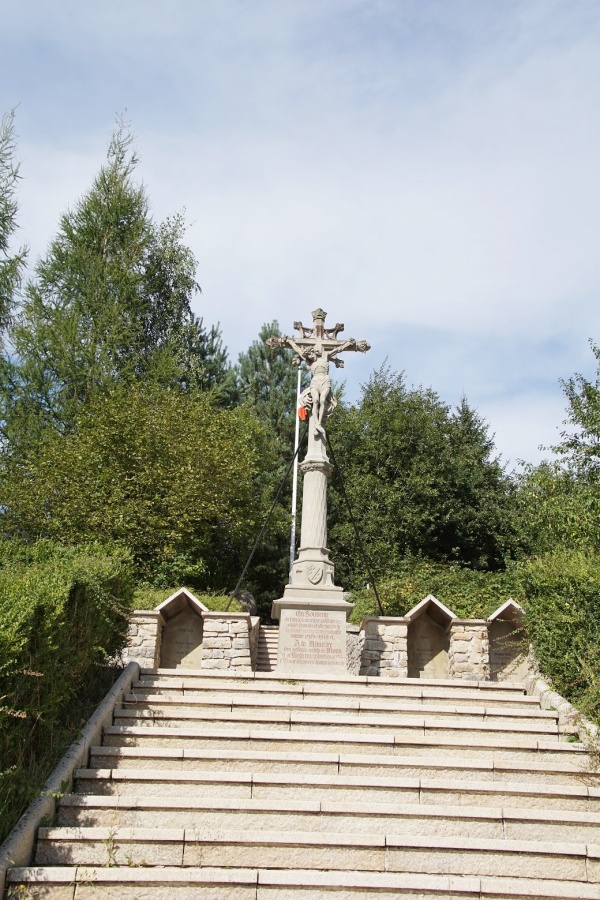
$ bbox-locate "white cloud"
[4,0,600,464]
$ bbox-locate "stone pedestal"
[273,598,353,675]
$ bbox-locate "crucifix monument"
[266,308,370,673]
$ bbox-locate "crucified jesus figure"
[266,308,370,437]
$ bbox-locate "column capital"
[299,458,334,477]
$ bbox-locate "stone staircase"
[255,624,279,671]
[7,670,600,899]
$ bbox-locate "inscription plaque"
[277,607,347,674]
[407,613,449,679]
[489,619,528,682]
[160,606,204,669]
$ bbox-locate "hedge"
[0,540,134,843]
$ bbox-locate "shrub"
[349,557,522,624]
[0,539,134,843]
[519,549,600,721]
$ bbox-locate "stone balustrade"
[123,592,529,683]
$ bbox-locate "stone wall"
[121,611,163,668]
[359,617,408,677]
[200,612,254,672]
[346,624,362,675]
[249,616,260,670]
[448,620,490,681]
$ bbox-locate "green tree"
[557,340,600,475]
[0,110,27,346]
[4,122,227,446]
[0,383,274,585]
[515,341,600,555]
[328,366,517,586]
[233,322,312,603]
[235,320,309,453]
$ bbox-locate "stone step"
[112,706,561,739]
[55,793,600,843]
[132,681,541,712]
[9,865,600,899]
[134,681,537,710]
[138,668,531,700]
[122,691,557,725]
[72,767,600,811]
[89,744,600,785]
[34,827,600,883]
[102,723,587,762]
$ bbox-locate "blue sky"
[2,0,600,466]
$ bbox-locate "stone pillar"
[273,422,351,675]
[200,612,254,672]
[359,617,408,677]
[122,611,164,668]
[285,427,342,601]
[448,620,490,681]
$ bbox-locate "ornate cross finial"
[266,310,370,436]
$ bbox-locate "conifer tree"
[5,122,226,445]
[235,320,309,454]
[0,110,27,348]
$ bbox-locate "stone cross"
[267,308,370,438]
[267,309,370,602]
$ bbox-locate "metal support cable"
[227,423,308,609]
[325,432,385,616]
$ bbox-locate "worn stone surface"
[346,626,362,675]
[359,617,407,677]
[407,613,449,679]
[122,612,162,668]
[449,622,489,681]
[277,606,348,674]
[159,607,203,669]
[201,615,253,672]
[489,619,529,682]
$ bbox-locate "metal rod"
[289,366,302,581]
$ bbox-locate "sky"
[2,0,600,467]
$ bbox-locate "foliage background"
[0,541,133,844]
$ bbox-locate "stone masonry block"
[203,638,231,650]
[451,640,473,652]
[202,658,229,669]
[382,626,407,638]
[205,622,230,633]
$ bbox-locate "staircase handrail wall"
[0,661,141,895]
